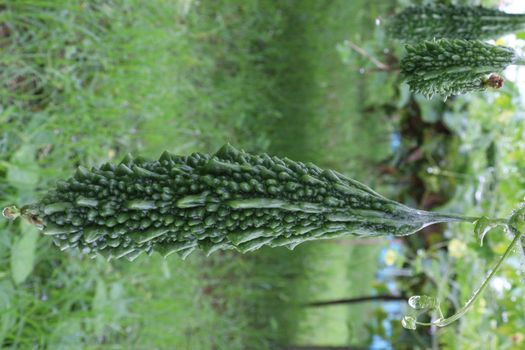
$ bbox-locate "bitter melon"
[3,144,473,261]
[388,5,525,42]
[401,39,520,99]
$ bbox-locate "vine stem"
[416,225,523,328]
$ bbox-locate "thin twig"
[344,40,394,72]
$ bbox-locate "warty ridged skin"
[401,39,517,98]
[387,5,525,42]
[11,144,461,261]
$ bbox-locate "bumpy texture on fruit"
[5,145,466,261]
[401,39,517,99]
[387,5,525,42]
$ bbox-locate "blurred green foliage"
[0,0,391,349]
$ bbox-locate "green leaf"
[7,145,39,195]
[10,221,39,285]
[474,217,491,245]
[6,165,39,190]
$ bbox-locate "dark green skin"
[401,39,516,99]
[388,5,525,42]
[15,145,464,260]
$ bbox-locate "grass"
[0,0,393,349]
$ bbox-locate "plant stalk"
[416,225,523,328]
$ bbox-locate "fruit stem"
[427,212,481,223]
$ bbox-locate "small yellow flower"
[448,239,467,259]
[108,149,116,159]
[384,249,397,266]
[495,38,506,46]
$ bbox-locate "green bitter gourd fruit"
[401,39,523,99]
[3,144,475,261]
[387,5,525,42]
